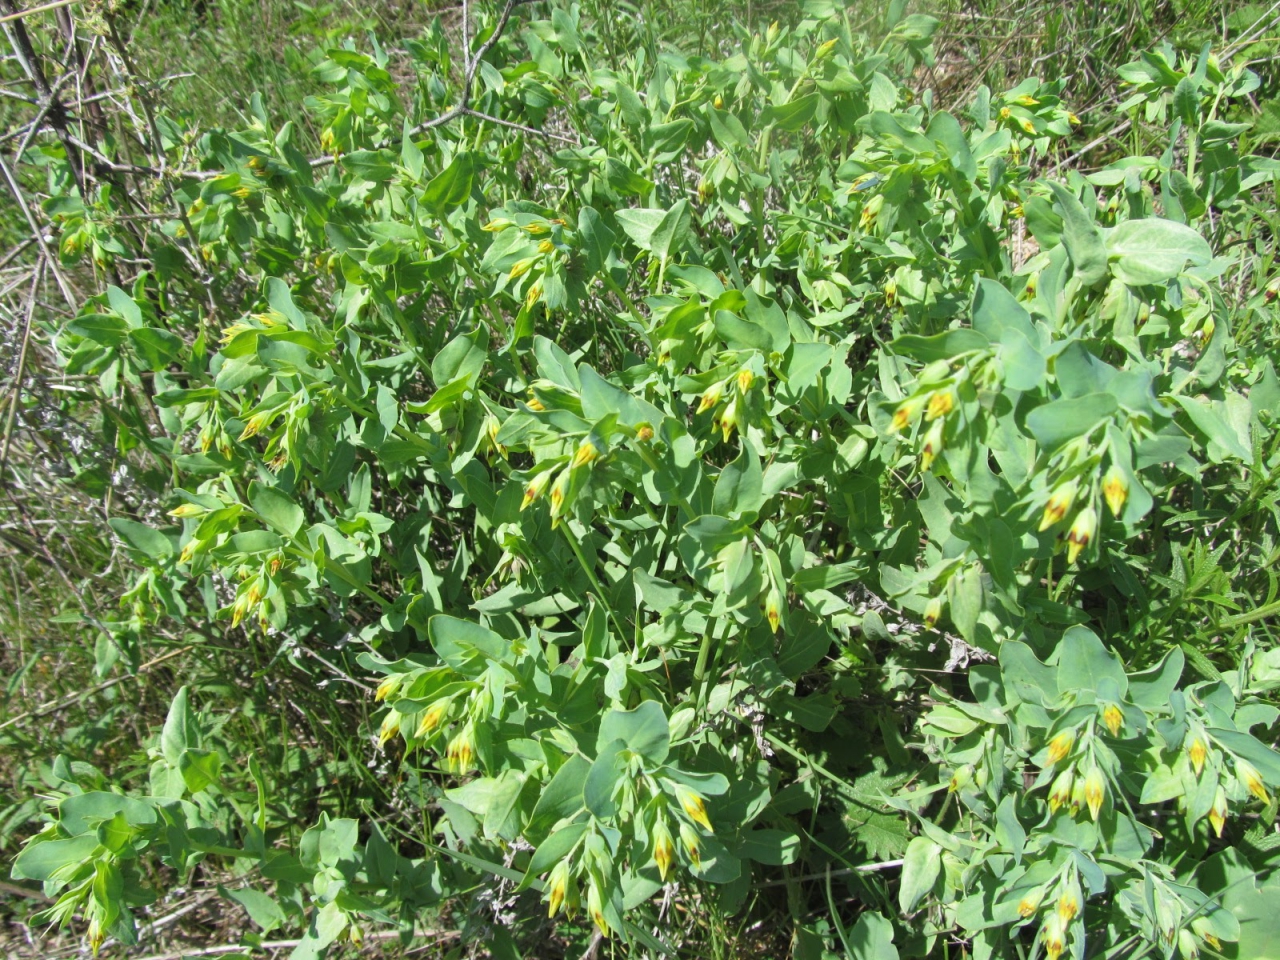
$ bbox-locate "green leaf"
[1107,218,1212,285]
[597,700,669,765]
[848,912,900,960]
[1025,393,1117,450]
[898,836,941,912]
[250,485,304,538]
[1049,182,1107,286]
[225,886,286,934]
[712,437,764,517]
[109,518,174,561]
[11,835,100,881]
[422,151,475,215]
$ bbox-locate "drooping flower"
[1046,729,1075,765]
[1040,481,1078,532]
[1102,465,1128,517]
[1065,505,1096,564]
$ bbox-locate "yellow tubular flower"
[378,712,401,747]
[635,423,654,443]
[1188,736,1207,776]
[1047,730,1075,765]
[1040,481,1079,531]
[1209,786,1227,837]
[1066,505,1096,564]
[547,859,571,918]
[1018,889,1042,918]
[571,437,602,470]
[1238,758,1270,804]
[653,819,675,882]
[415,699,450,738]
[1048,767,1074,813]
[538,239,555,254]
[1021,119,1037,135]
[1057,888,1080,923]
[920,419,945,471]
[717,397,739,443]
[924,595,943,628]
[674,784,713,830]
[765,585,785,634]
[926,389,955,421]
[737,368,754,394]
[679,822,702,865]
[890,394,926,433]
[521,470,553,510]
[697,381,725,414]
[1102,703,1124,738]
[587,881,610,936]
[1102,465,1129,517]
[508,257,536,280]
[548,469,571,525]
[1042,914,1066,960]
[1084,766,1105,821]
[168,503,206,519]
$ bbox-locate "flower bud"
[446,724,475,771]
[716,396,739,442]
[925,389,955,421]
[889,394,926,433]
[1101,703,1124,737]
[737,368,754,394]
[378,711,401,747]
[482,217,513,232]
[1188,735,1207,777]
[1048,766,1074,812]
[538,239,555,254]
[522,470,553,510]
[1191,916,1221,950]
[1102,465,1128,518]
[415,699,450,738]
[697,381,725,414]
[168,502,206,519]
[587,881,610,936]
[679,821,702,865]
[1237,758,1270,804]
[546,859,571,918]
[1178,929,1201,959]
[884,277,897,306]
[948,764,974,793]
[1046,729,1075,765]
[508,257,536,280]
[1040,480,1078,531]
[765,585,785,634]
[1083,765,1105,821]
[1208,785,1228,837]
[1017,888,1043,918]
[713,94,724,109]
[924,595,943,628]
[571,436,604,470]
[1066,505,1096,564]
[549,469,571,526]
[635,423,654,443]
[814,38,838,61]
[1057,886,1080,922]
[1041,913,1066,960]
[920,418,944,471]
[653,818,675,881]
[673,784,713,831]
[374,675,402,702]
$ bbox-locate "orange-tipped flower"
[509,257,536,280]
[717,397,739,443]
[1083,766,1105,821]
[571,437,603,470]
[924,595,943,628]
[674,784,713,831]
[890,394,926,433]
[948,764,974,793]
[1040,481,1078,531]
[1047,730,1075,765]
[925,389,955,421]
[653,819,676,881]
[679,821,702,866]
[697,381,725,414]
[373,675,399,706]
[1066,505,1096,564]
[537,239,555,254]
[548,469,571,525]
[1238,758,1270,804]
[1042,914,1066,960]
[415,699,450,738]
[1101,703,1124,737]
[1057,887,1080,923]
[168,503,206,519]
[446,725,475,772]
[522,470,553,510]
[635,423,654,443]
[1102,465,1128,517]
[587,881,610,936]
[1020,119,1037,135]
[1048,767,1074,813]
[547,859,571,918]
[1209,786,1228,837]
[1018,889,1043,918]
[920,419,944,471]
[765,586,785,634]
[378,711,401,747]
[737,368,754,394]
